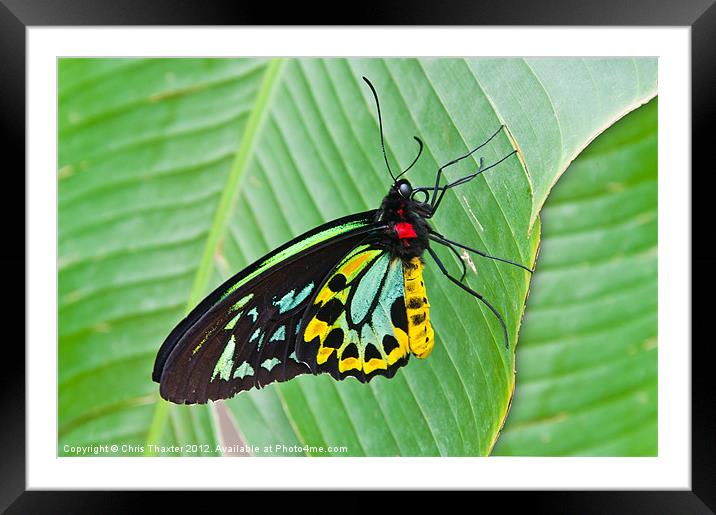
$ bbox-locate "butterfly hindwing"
[297,245,433,382]
[153,211,383,404]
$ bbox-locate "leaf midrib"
[144,58,285,454]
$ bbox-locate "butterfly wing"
[153,211,383,404]
[296,246,435,382]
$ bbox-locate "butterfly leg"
[428,125,505,209]
[427,150,518,215]
[429,230,534,273]
[430,236,468,282]
[427,245,509,349]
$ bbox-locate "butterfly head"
[394,178,413,199]
[390,178,433,217]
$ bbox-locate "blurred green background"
[58,58,657,456]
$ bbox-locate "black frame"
[4,0,713,511]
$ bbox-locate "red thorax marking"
[395,222,417,239]
[397,208,405,217]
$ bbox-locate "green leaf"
[492,98,658,456]
[58,58,656,457]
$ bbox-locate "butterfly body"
[375,179,431,260]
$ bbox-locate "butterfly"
[152,77,533,404]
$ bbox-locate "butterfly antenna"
[362,76,397,182]
[395,136,424,181]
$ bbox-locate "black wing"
[153,210,384,404]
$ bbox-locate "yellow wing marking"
[313,247,380,306]
[304,319,328,344]
[340,250,376,278]
[317,346,335,364]
[403,258,434,358]
[364,358,388,374]
[339,356,361,372]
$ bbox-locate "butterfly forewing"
[154,211,383,404]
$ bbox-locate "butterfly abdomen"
[403,257,434,358]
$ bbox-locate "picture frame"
[6,0,713,510]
